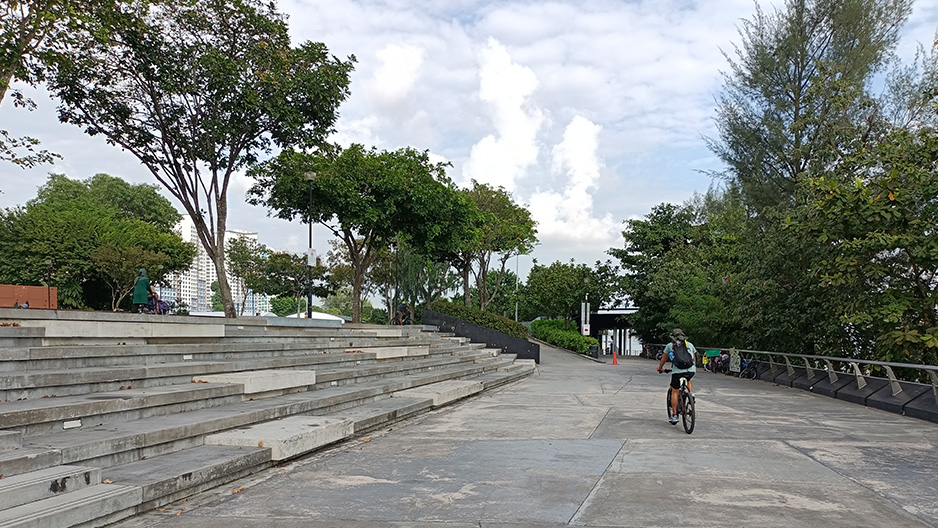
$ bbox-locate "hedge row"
[429,300,529,340]
[530,319,599,354]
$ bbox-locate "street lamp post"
[514,252,519,321]
[304,171,317,319]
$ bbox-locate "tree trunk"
[352,269,364,323]
[462,263,471,307]
[213,250,237,318]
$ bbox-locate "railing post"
[883,366,902,397]
[804,359,816,379]
[769,354,780,374]
[850,362,867,389]
[784,356,795,376]
[824,360,839,384]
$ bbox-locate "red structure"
[0,284,58,309]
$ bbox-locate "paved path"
[116,345,938,528]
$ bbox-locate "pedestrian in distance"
[133,269,151,313]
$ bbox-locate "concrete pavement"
[113,345,938,528]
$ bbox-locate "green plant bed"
[429,300,529,340]
[530,319,599,354]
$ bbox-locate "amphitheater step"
[103,445,270,511]
[0,465,100,511]
[324,397,433,433]
[392,379,483,406]
[192,369,317,399]
[0,483,141,528]
[0,382,243,433]
[204,416,354,461]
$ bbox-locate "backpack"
[671,340,694,369]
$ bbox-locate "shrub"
[530,319,599,354]
[429,300,529,340]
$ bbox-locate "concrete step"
[0,383,243,436]
[392,379,483,406]
[0,483,141,528]
[205,416,353,461]
[475,363,537,390]
[192,369,316,399]
[103,445,269,511]
[0,465,100,511]
[2,361,493,477]
[0,430,21,450]
[323,397,433,434]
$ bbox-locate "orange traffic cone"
[612,351,618,365]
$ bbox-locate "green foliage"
[525,259,621,327]
[248,144,475,322]
[708,0,913,211]
[269,296,306,317]
[456,181,537,311]
[47,0,355,316]
[0,173,193,309]
[792,125,938,368]
[530,319,599,355]
[429,299,529,340]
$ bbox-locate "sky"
[1,0,937,281]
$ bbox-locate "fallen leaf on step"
[102,479,113,484]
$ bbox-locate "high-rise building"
[157,215,270,314]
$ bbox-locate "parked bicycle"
[738,357,759,379]
[662,369,696,434]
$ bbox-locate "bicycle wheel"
[666,388,676,425]
[680,390,695,434]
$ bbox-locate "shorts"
[670,371,694,390]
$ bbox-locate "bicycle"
[738,358,759,380]
[662,369,696,434]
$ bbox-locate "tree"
[269,295,305,317]
[0,173,193,309]
[47,0,355,317]
[708,0,913,212]
[226,236,267,316]
[525,260,618,329]
[794,125,938,368]
[260,251,333,318]
[248,144,476,322]
[458,181,537,311]
[0,0,119,168]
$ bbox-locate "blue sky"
[2,0,937,280]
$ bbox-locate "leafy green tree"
[524,260,618,329]
[259,252,333,318]
[608,203,697,342]
[457,181,537,311]
[210,281,224,312]
[47,0,355,317]
[226,236,267,316]
[269,295,305,317]
[0,0,120,168]
[708,0,912,212]
[248,144,475,322]
[794,125,938,368]
[0,173,192,309]
[92,219,196,310]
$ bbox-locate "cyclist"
[656,328,697,424]
[394,303,410,325]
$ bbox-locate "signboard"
[307,249,317,267]
[582,324,590,336]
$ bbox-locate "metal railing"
[649,343,938,404]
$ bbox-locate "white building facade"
[158,215,270,314]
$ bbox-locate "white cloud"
[460,38,543,193]
[366,43,425,107]
[528,115,617,246]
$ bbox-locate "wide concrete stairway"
[0,310,536,527]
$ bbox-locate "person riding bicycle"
[657,328,697,424]
[395,303,410,325]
